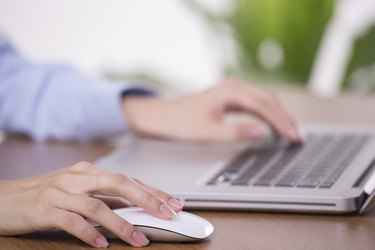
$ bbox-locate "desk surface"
[1,88,375,250]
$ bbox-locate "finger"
[51,208,109,248]
[132,178,184,212]
[270,97,303,142]
[224,79,300,141]
[234,89,299,142]
[56,194,149,247]
[244,93,292,138]
[217,78,301,142]
[53,164,178,220]
[95,195,132,209]
[248,86,302,142]
[79,172,178,220]
[204,123,264,141]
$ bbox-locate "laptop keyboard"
[207,134,369,188]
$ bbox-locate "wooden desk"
[1,89,375,250]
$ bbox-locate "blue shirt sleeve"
[0,34,155,141]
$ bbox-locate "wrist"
[122,96,167,136]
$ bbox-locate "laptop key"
[254,147,301,186]
[297,176,321,187]
[275,176,298,187]
[208,133,370,187]
[317,136,369,189]
[253,178,273,186]
[232,151,275,185]
[319,180,335,188]
[225,148,254,173]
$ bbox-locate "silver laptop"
[95,125,375,214]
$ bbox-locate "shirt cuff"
[81,82,158,141]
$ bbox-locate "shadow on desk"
[14,228,213,250]
[1,209,374,250]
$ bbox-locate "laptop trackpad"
[95,135,248,188]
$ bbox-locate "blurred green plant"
[345,25,375,91]
[230,0,334,85]
[186,0,375,90]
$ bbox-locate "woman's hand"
[0,161,183,248]
[123,77,302,143]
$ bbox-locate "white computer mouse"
[91,207,214,242]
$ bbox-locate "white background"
[0,0,234,92]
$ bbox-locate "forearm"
[0,34,160,141]
[0,57,156,141]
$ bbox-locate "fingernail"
[249,128,263,139]
[95,235,109,248]
[288,128,300,142]
[160,203,177,219]
[168,198,184,210]
[132,230,150,246]
[298,127,306,143]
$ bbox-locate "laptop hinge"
[359,170,375,214]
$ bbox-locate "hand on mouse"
[123,77,302,143]
[0,161,183,248]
